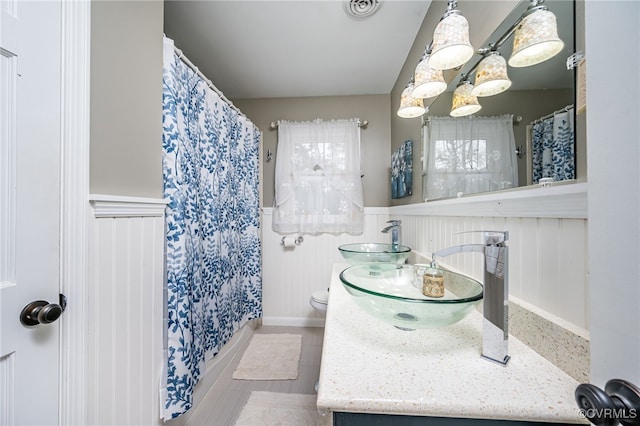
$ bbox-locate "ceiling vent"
[343,0,383,19]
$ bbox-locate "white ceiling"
[164,0,574,100]
[163,0,432,100]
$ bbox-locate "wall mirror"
[421,0,577,202]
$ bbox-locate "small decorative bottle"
[422,268,445,298]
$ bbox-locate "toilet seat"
[310,290,329,312]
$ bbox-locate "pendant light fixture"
[397,79,426,118]
[400,0,566,118]
[413,50,447,99]
[508,0,564,67]
[450,79,481,117]
[429,0,474,70]
[471,52,512,97]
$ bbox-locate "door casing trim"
[59,1,90,424]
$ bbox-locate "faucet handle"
[455,230,508,245]
[386,220,401,226]
[483,231,508,245]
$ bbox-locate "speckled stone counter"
[317,263,588,424]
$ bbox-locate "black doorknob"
[576,379,640,426]
[20,294,67,326]
[575,383,619,425]
[605,379,640,426]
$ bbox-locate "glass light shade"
[429,13,474,70]
[508,9,564,67]
[413,57,447,99]
[397,82,426,118]
[472,53,512,97]
[450,81,481,117]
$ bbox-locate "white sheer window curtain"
[423,115,518,200]
[273,118,364,235]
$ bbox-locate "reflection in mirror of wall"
[415,0,576,201]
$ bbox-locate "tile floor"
[186,326,325,426]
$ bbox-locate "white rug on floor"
[234,391,331,426]
[232,333,302,380]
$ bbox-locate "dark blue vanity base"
[333,412,578,425]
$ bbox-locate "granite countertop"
[316,263,588,424]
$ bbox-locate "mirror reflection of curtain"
[423,115,518,200]
[531,106,575,183]
[273,119,364,235]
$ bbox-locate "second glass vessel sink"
[340,264,483,329]
[338,243,411,265]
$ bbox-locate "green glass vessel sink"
[338,243,411,265]
[339,264,483,329]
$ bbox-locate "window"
[273,119,364,235]
[423,115,518,200]
[434,139,487,171]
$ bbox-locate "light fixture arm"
[522,0,549,18]
[422,42,433,58]
[445,0,457,13]
[459,57,483,82]
[440,0,463,20]
[456,75,472,87]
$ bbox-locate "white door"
[1,1,62,425]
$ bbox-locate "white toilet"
[309,289,329,314]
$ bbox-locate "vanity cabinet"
[334,412,577,425]
[317,264,587,425]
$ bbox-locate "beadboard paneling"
[396,214,589,332]
[262,207,588,332]
[261,208,391,326]
[88,209,164,426]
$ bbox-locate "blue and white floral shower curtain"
[161,37,262,419]
[531,106,575,183]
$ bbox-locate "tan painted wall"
[90,0,164,198]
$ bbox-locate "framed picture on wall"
[391,139,413,199]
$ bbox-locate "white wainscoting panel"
[88,197,165,426]
[262,206,588,332]
[261,208,391,326]
[395,214,589,332]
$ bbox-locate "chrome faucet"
[431,231,510,366]
[381,220,402,249]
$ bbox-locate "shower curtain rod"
[531,105,574,125]
[172,44,246,119]
[269,119,369,129]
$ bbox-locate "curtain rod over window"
[424,115,521,123]
[269,119,369,129]
[171,42,246,119]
